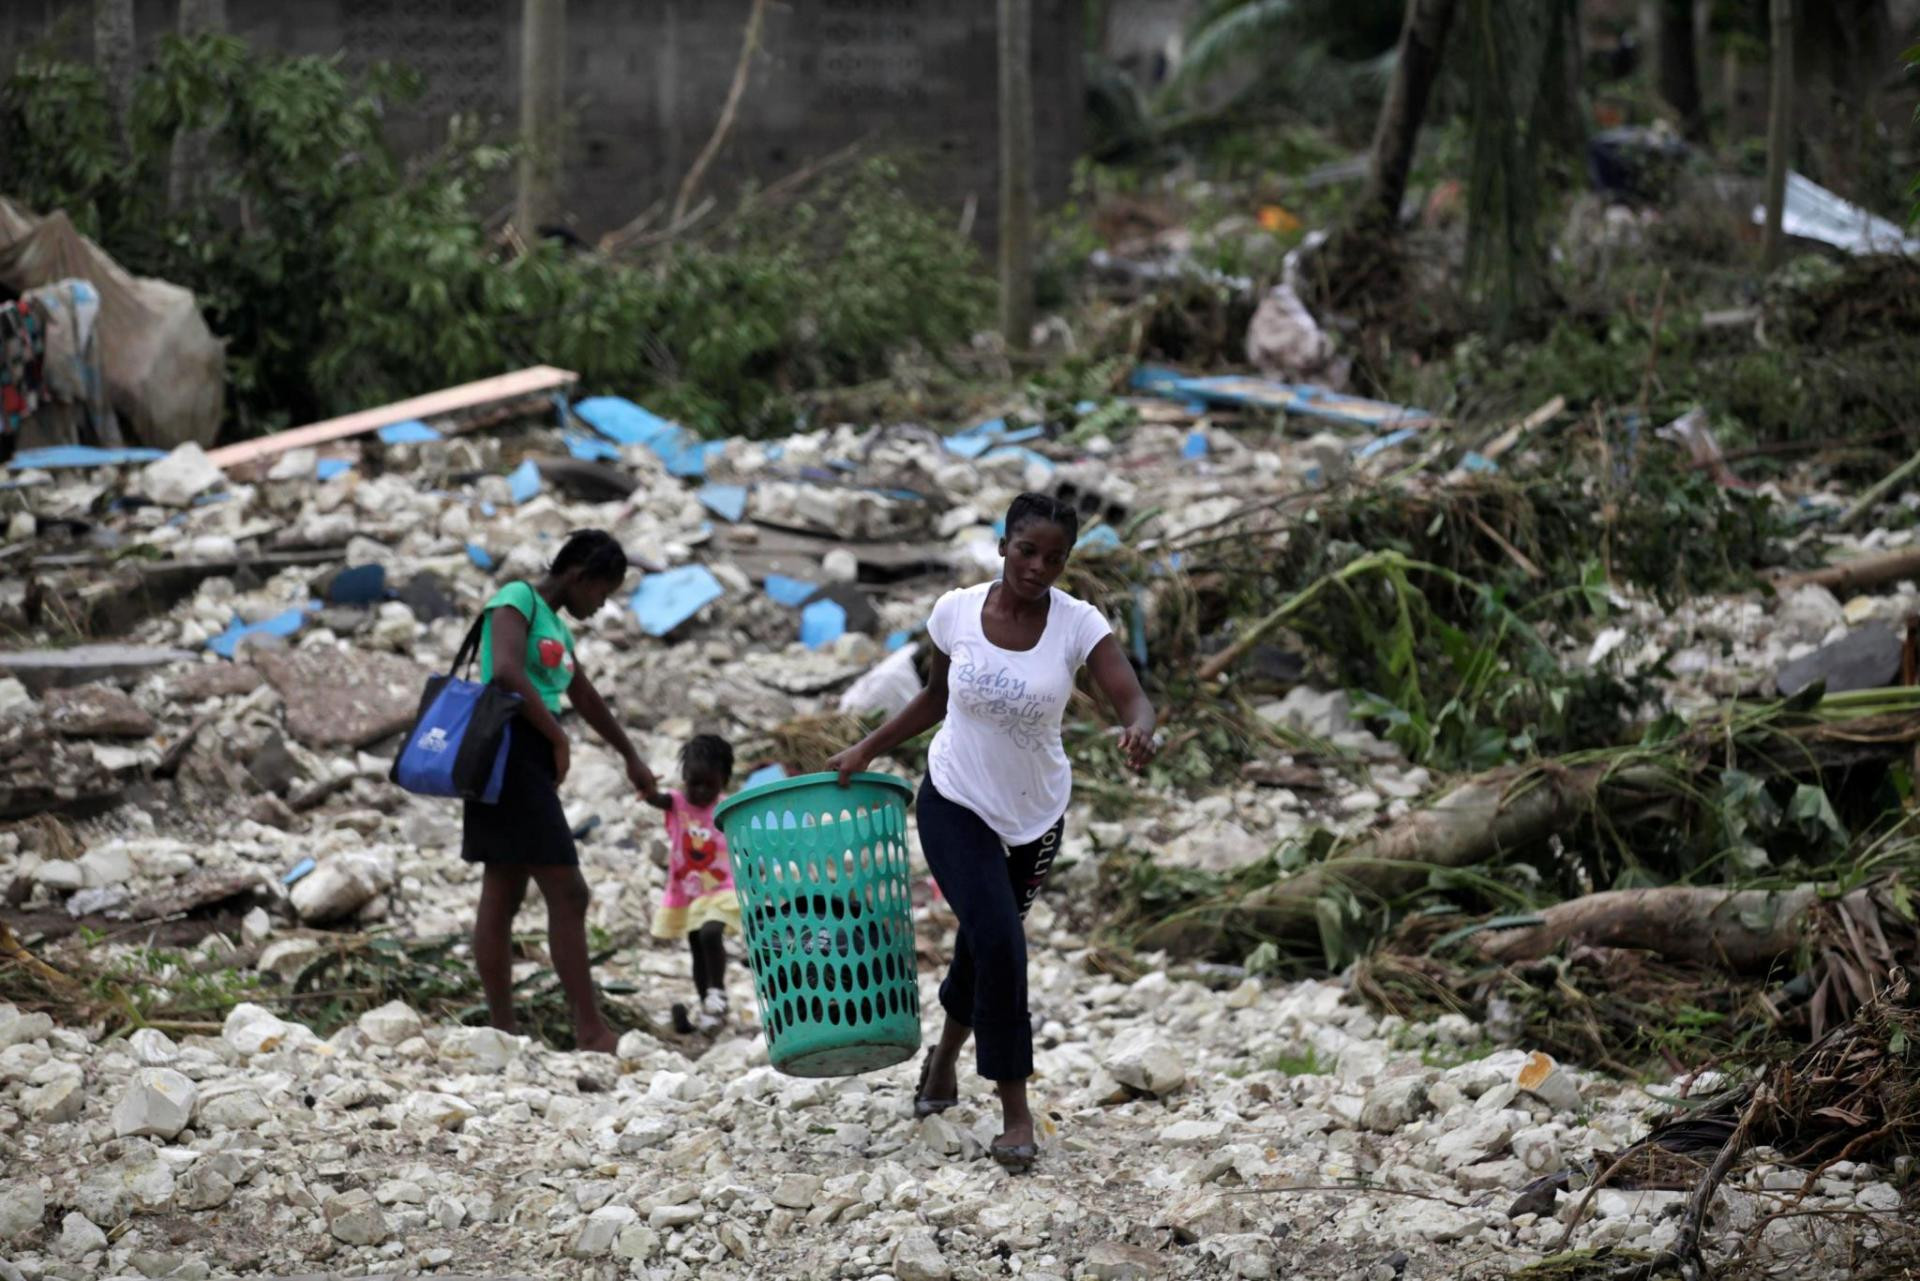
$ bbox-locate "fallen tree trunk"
[1139,763,1666,953]
[1772,547,1920,596]
[1477,883,1869,972]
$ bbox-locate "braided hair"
[679,734,734,783]
[1003,492,1081,545]
[550,529,629,583]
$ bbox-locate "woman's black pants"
[915,776,1064,1082]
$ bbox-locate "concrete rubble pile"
[2,392,1915,1279]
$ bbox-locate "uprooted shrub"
[0,36,991,438]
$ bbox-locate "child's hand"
[1117,725,1157,772]
[626,752,659,799]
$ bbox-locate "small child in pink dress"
[644,734,741,1034]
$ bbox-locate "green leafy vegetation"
[0,36,989,438]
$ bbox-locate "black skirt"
[460,717,578,867]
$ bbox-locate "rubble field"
[4,381,1920,1281]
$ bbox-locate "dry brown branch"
[670,0,769,233]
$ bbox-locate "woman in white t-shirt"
[828,492,1156,1173]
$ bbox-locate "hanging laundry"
[1,298,48,438]
[24,279,119,446]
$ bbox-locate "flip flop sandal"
[912,1053,958,1118]
[990,1141,1038,1174]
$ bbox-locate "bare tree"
[1359,0,1459,231]
[93,0,136,155]
[998,0,1036,353]
[168,0,226,212]
[1654,0,1705,138]
[516,0,567,236]
[1761,0,1794,269]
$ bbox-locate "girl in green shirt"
[465,529,657,1054]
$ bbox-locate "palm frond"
[1168,0,1301,99]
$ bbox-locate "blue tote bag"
[390,611,523,803]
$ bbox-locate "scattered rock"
[324,1187,390,1246]
[573,1204,638,1258]
[112,1068,198,1140]
[22,1075,85,1122]
[55,1210,108,1260]
[893,1230,952,1281]
[0,1179,44,1240]
[772,1173,823,1210]
[1361,1075,1433,1133]
[222,1002,296,1056]
[1083,1241,1164,1281]
[357,999,425,1047]
[1103,1028,1186,1096]
[437,1025,522,1072]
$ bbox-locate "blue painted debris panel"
[574,395,725,479]
[563,432,622,462]
[800,599,848,650]
[466,543,494,571]
[1353,427,1420,461]
[1182,430,1209,460]
[208,604,316,659]
[6,445,166,471]
[507,459,542,504]
[944,418,1045,459]
[632,565,724,637]
[698,484,749,522]
[377,420,442,444]
[1147,370,1434,429]
[313,458,352,482]
[745,763,789,789]
[763,575,818,608]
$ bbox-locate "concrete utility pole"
[997,0,1035,355]
[516,0,567,236]
[93,0,136,156]
[1761,0,1794,270]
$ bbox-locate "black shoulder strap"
[451,611,490,677]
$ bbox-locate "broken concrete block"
[41,685,157,738]
[289,849,396,924]
[139,443,223,507]
[253,646,428,748]
[112,1068,198,1140]
[169,661,264,701]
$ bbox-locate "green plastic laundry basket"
[714,770,921,1077]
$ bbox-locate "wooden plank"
[204,366,578,470]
